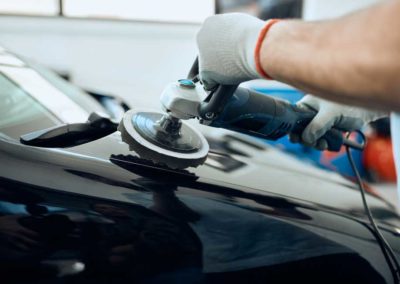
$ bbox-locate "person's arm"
[261,0,400,111]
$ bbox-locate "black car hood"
[1,129,398,222]
[70,129,398,222]
[1,131,400,283]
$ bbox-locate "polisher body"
[120,79,353,169]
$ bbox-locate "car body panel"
[0,50,399,283]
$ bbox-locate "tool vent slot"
[232,118,269,132]
[268,122,292,139]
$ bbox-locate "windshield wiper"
[20,112,118,148]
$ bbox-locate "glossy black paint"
[0,53,399,283]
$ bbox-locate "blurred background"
[0,0,380,109]
[0,0,396,205]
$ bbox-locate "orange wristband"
[254,19,281,80]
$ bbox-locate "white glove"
[291,95,388,150]
[197,13,266,90]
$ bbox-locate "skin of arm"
[260,0,400,112]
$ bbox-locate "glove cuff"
[254,19,281,80]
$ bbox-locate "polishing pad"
[118,109,209,169]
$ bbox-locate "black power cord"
[346,131,400,283]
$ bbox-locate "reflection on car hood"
[0,131,398,283]
[66,128,398,225]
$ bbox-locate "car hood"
[68,127,398,224]
[1,130,400,283]
[1,124,398,223]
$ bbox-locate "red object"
[363,136,397,182]
[254,19,281,80]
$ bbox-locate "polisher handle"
[188,57,199,80]
[188,57,239,120]
[209,87,352,152]
[199,85,239,120]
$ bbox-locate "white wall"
[303,0,381,20]
[0,16,200,109]
[64,0,214,23]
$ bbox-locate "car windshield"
[0,52,102,141]
[0,72,59,139]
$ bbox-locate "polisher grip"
[209,87,345,151]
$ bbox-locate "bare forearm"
[261,1,400,112]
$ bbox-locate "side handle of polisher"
[208,87,357,152]
[188,57,239,121]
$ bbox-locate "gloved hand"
[290,95,388,150]
[197,13,273,90]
